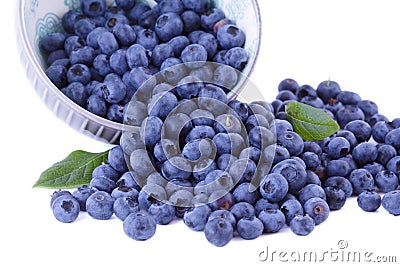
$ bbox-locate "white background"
[2,0,400,266]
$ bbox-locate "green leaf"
[33,150,109,189]
[285,102,340,141]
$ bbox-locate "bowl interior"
[21,0,261,96]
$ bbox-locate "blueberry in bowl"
[17,0,261,143]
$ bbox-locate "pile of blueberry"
[50,76,400,247]
[41,0,248,122]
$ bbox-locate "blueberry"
[327,137,350,159]
[170,190,194,217]
[183,205,212,231]
[92,54,112,76]
[278,131,304,156]
[324,176,353,198]
[101,73,127,104]
[349,169,375,195]
[204,170,234,195]
[111,186,139,200]
[386,156,400,177]
[90,176,117,194]
[62,10,83,34]
[190,109,214,127]
[182,139,215,161]
[239,147,261,164]
[67,64,92,85]
[112,24,136,47]
[335,129,358,150]
[352,142,378,166]
[51,194,80,223]
[258,209,286,233]
[237,216,264,240]
[385,128,400,149]
[154,139,179,163]
[208,190,234,211]
[228,100,249,122]
[45,65,68,88]
[129,149,155,178]
[376,144,397,166]
[290,215,315,236]
[161,156,192,181]
[155,12,184,42]
[65,35,85,55]
[208,210,236,229]
[337,91,362,105]
[296,84,317,99]
[228,158,257,184]
[372,121,393,144]
[186,125,215,143]
[40,32,66,52]
[70,45,95,66]
[74,18,96,38]
[254,199,279,216]
[86,92,107,116]
[125,44,149,69]
[225,47,248,71]
[136,29,159,50]
[180,44,208,69]
[272,159,307,193]
[72,185,98,211]
[316,80,341,104]
[344,120,372,143]
[176,76,203,99]
[158,0,185,14]
[305,170,322,186]
[140,116,163,147]
[109,49,129,75]
[86,191,115,220]
[204,218,234,247]
[161,58,187,83]
[197,33,218,60]
[357,190,381,212]
[138,184,168,211]
[375,170,399,193]
[115,0,135,10]
[181,10,201,34]
[298,184,326,205]
[107,104,125,123]
[303,197,330,225]
[213,65,238,90]
[81,0,106,17]
[362,162,385,178]
[167,35,190,57]
[280,199,304,225]
[113,197,140,221]
[107,146,127,173]
[324,186,346,210]
[232,182,260,205]
[230,202,255,221]
[248,126,276,150]
[213,50,227,64]
[216,24,245,50]
[123,211,157,241]
[278,78,299,93]
[214,114,242,134]
[105,14,130,31]
[369,113,389,127]
[300,152,321,171]
[201,8,225,31]
[116,171,141,191]
[246,114,270,131]
[358,100,378,121]
[61,82,88,107]
[259,173,289,203]
[148,92,178,120]
[276,90,298,102]
[148,201,176,225]
[128,2,150,23]
[182,0,210,13]
[97,31,119,55]
[382,190,400,216]
[336,105,365,128]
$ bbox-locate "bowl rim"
[17,0,262,132]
